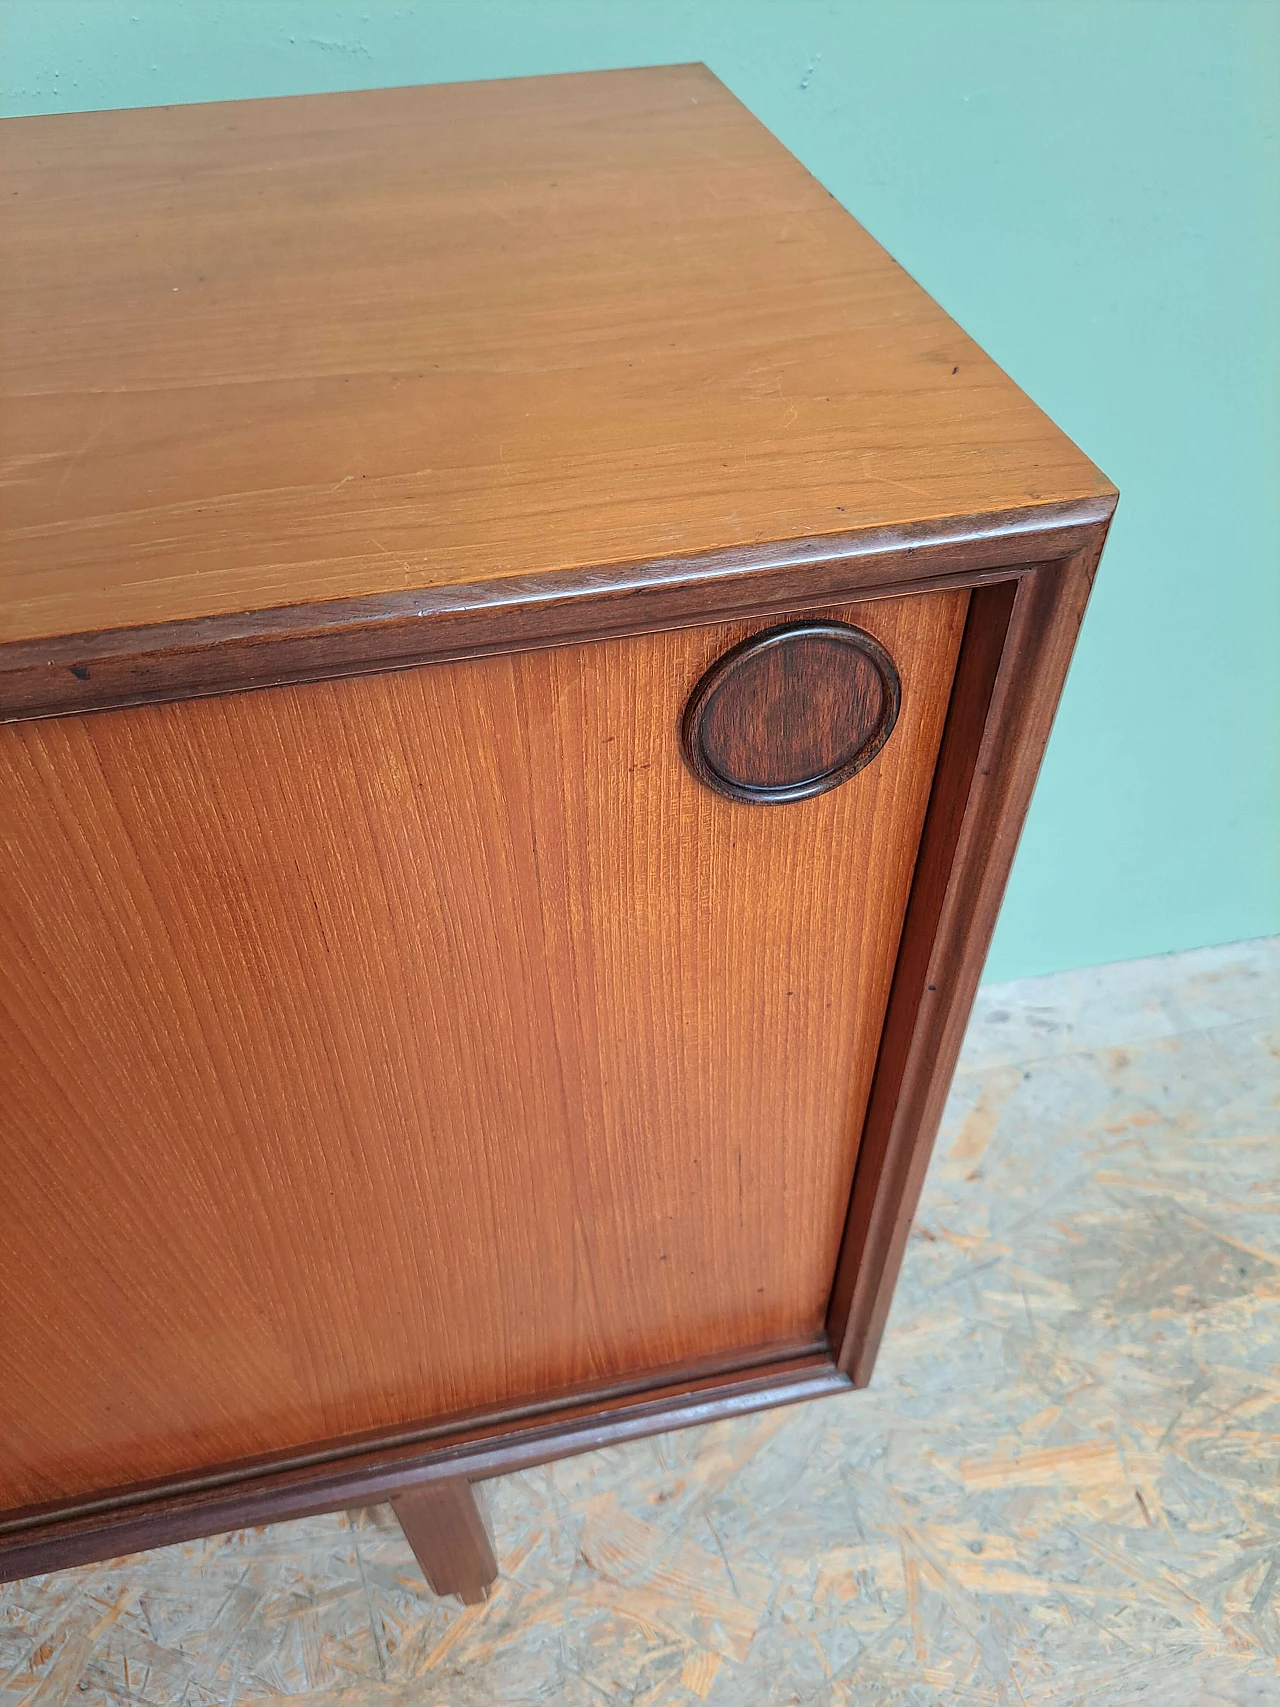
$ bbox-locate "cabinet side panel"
[0,588,965,1506]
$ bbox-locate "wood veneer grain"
[0,587,965,1510]
[0,67,1111,655]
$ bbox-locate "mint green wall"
[4,2,1277,982]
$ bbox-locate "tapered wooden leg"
[390,1477,498,1605]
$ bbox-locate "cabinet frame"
[0,496,1112,1582]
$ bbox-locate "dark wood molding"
[681,620,900,805]
[0,497,1113,724]
[825,517,1114,1383]
[0,1334,826,1541]
[0,1341,845,1583]
[391,1478,499,1605]
[0,508,1113,1586]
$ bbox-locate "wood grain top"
[0,65,1112,652]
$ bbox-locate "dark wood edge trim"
[0,504,1114,1581]
[0,1346,847,1581]
[825,517,1114,1384]
[0,495,1115,723]
[0,1332,824,1538]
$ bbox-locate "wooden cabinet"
[0,66,1115,1591]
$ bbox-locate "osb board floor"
[3,936,1277,1707]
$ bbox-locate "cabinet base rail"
[0,1343,846,1587]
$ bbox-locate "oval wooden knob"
[681,620,901,804]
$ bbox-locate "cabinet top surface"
[0,64,1112,645]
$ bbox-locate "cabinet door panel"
[0,588,966,1506]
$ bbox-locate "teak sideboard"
[0,66,1115,1597]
